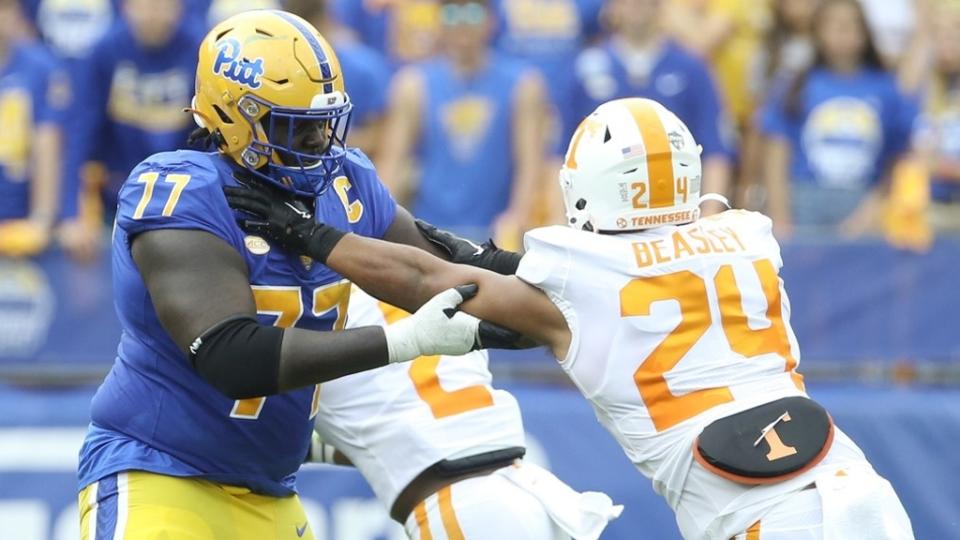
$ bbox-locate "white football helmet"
[559,98,703,232]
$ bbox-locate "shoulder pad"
[705,209,771,232]
[115,151,240,246]
[517,226,572,290]
[343,148,377,172]
[331,148,397,239]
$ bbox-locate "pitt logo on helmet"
[213,38,265,89]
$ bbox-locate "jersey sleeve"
[516,226,582,365]
[341,149,398,239]
[718,210,782,269]
[516,226,572,295]
[115,153,239,247]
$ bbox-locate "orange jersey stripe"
[626,101,675,209]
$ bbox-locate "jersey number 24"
[621,259,804,432]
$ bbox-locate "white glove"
[383,285,480,363]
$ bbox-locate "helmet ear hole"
[603,127,612,143]
[212,105,234,124]
[575,198,587,210]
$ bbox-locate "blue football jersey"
[78,149,397,496]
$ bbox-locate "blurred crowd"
[0,0,958,262]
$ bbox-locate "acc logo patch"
[244,235,270,255]
[213,38,265,89]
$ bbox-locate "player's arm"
[328,233,570,359]
[132,229,481,399]
[382,204,449,258]
[221,186,570,357]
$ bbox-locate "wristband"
[305,225,347,264]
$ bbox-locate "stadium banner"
[0,383,957,539]
[1,239,959,377]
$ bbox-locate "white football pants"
[729,467,914,540]
[403,463,621,540]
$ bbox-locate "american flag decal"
[622,144,644,159]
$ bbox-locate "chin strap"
[699,193,732,209]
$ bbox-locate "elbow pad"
[189,316,283,399]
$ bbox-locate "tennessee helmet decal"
[193,10,352,196]
[560,98,703,232]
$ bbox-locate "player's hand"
[415,219,523,276]
[224,182,345,263]
[415,219,486,261]
[383,284,482,363]
[477,320,539,350]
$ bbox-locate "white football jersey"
[313,287,526,511]
[516,211,869,539]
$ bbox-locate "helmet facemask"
[237,92,352,197]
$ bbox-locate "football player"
[76,11,510,539]
[307,287,621,540]
[227,98,915,539]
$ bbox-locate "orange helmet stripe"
[565,118,589,170]
[626,100,675,209]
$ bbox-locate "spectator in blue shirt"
[0,0,68,257]
[204,0,279,27]
[908,2,960,235]
[69,0,203,223]
[570,0,735,214]
[26,0,115,262]
[332,0,441,68]
[758,0,916,237]
[287,0,391,159]
[491,0,603,225]
[377,0,548,245]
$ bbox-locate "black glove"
[477,320,540,350]
[415,219,523,276]
[224,183,346,263]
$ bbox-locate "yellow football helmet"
[193,10,352,195]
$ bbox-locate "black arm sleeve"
[190,317,393,399]
[189,316,283,399]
